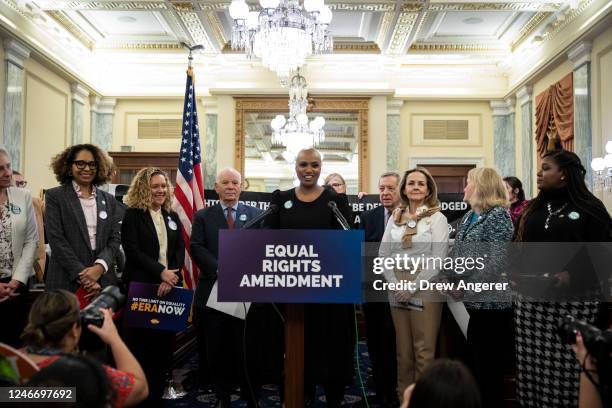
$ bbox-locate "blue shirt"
[219,202,238,220]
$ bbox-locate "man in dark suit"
[359,171,401,408]
[191,167,263,408]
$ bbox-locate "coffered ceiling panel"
[1,0,609,96]
[77,10,175,38]
[20,0,572,55]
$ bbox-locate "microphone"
[242,204,278,229]
[328,201,351,231]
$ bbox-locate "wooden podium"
[285,304,305,408]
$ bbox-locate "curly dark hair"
[515,149,612,241]
[50,144,113,186]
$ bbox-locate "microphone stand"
[328,201,351,231]
[242,204,278,230]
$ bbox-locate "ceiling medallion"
[229,0,333,80]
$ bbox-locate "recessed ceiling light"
[118,16,137,23]
[463,17,483,25]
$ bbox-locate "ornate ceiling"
[1,0,609,97]
[5,1,589,55]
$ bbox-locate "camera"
[559,315,612,406]
[558,315,612,361]
[80,286,125,327]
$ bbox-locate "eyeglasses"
[72,160,97,170]
[15,180,27,187]
[330,183,345,188]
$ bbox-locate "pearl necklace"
[545,202,567,229]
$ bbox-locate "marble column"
[2,39,30,172]
[490,98,516,178]
[70,84,88,145]
[90,96,116,151]
[568,42,593,187]
[202,98,218,190]
[517,86,534,198]
[386,99,403,172]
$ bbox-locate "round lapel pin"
[168,220,178,230]
[284,200,293,209]
[9,203,21,215]
[568,211,580,220]
[407,220,417,229]
[99,210,108,220]
[239,214,247,222]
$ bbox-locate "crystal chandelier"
[270,70,325,162]
[228,0,333,79]
[591,141,612,192]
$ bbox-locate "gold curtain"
[535,72,574,155]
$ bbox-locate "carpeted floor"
[166,341,378,407]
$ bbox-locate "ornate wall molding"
[234,97,370,191]
[511,11,551,50]
[329,3,395,12]
[47,11,95,49]
[206,11,227,47]
[428,3,562,12]
[176,10,215,52]
[387,10,421,55]
[376,11,394,47]
[38,1,168,10]
[410,43,507,52]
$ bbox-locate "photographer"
[572,330,604,408]
[20,289,148,407]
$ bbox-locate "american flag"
[172,68,205,289]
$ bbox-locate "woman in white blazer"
[0,147,38,347]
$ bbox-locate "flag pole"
[181,42,203,79]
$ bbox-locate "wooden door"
[417,164,475,193]
[108,152,179,185]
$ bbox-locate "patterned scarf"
[393,206,440,248]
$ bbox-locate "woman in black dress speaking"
[265,148,355,407]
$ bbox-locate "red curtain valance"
[535,72,574,155]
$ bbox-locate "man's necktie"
[227,208,235,229]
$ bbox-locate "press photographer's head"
[21,290,81,352]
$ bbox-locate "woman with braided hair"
[514,149,612,407]
[379,167,449,403]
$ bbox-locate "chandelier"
[270,70,325,162]
[591,141,612,192]
[228,0,333,79]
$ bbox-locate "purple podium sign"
[218,230,363,303]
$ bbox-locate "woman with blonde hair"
[121,167,184,408]
[379,167,449,402]
[324,173,347,194]
[446,167,513,407]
